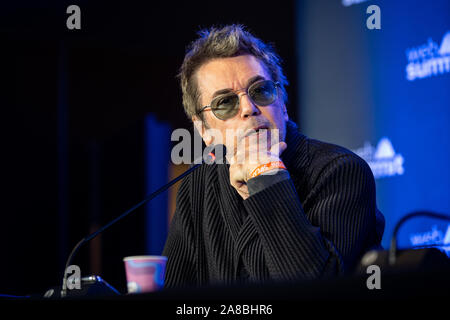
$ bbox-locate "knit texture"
[162,120,385,288]
[247,169,291,196]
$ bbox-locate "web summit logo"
[352,138,404,179]
[406,31,450,81]
[341,0,369,6]
[410,224,450,257]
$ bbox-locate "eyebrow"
[211,75,266,99]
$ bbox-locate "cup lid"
[123,255,167,261]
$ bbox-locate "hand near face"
[228,133,287,200]
[194,54,290,200]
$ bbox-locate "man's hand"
[228,133,287,200]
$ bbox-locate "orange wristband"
[249,161,287,178]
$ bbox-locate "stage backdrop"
[296,0,450,252]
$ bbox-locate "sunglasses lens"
[211,93,240,120]
[207,80,278,120]
[249,80,277,106]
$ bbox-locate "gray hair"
[179,24,289,122]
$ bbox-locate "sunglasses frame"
[197,80,280,120]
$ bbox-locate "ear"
[192,116,214,146]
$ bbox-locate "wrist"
[249,160,287,179]
[247,169,291,196]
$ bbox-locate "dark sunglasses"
[197,80,280,121]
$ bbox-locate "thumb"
[270,141,287,157]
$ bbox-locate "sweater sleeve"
[243,154,377,280]
[247,170,291,196]
[162,176,197,288]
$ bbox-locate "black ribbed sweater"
[162,121,384,288]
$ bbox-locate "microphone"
[60,144,225,297]
[388,211,450,265]
[356,211,450,274]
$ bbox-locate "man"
[162,25,384,288]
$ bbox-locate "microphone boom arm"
[61,162,203,297]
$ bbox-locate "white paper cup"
[123,255,167,293]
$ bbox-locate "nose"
[238,93,260,118]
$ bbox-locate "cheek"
[275,102,288,122]
[264,105,285,124]
[203,111,221,130]
[204,117,229,145]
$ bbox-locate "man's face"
[193,54,289,155]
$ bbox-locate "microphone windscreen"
[204,144,227,164]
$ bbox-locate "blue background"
[297,0,450,249]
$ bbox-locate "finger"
[278,141,287,154]
[229,164,248,186]
[269,141,287,157]
[234,137,254,164]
